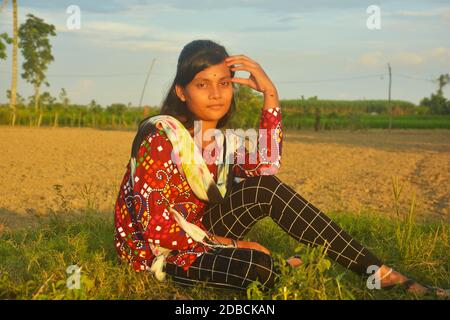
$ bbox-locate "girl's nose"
[209,85,221,99]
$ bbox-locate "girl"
[114,39,447,297]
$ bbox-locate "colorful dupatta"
[129,115,237,281]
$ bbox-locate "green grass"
[0,207,448,300]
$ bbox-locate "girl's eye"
[196,83,206,88]
[221,81,230,86]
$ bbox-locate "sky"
[0,0,449,107]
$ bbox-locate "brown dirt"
[0,126,449,231]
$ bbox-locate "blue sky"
[0,0,449,106]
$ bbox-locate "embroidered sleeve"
[133,130,201,251]
[232,107,283,177]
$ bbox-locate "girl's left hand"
[225,55,276,94]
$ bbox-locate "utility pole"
[387,63,392,131]
[139,58,156,107]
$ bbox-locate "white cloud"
[353,51,423,68]
[84,21,149,36]
[393,11,437,18]
[355,52,385,67]
[105,40,181,53]
[385,8,450,20]
[349,47,450,70]
[432,47,450,59]
[60,18,242,54]
[392,52,424,65]
[441,10,450,20]
[80,79,94,90]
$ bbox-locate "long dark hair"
[157,39,236,130]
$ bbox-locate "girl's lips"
[207,104,224,109]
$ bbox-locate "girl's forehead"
[194,64,231,80]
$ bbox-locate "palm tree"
[0,0,18,126]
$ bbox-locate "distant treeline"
[280,98,419,116]
[0,102,161,130]
[0,86,449,130]
[0,102,447,130]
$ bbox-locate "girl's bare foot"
[378,265,449,297]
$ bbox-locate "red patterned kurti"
[114,107,283,272]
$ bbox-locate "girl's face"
[175,61,233,127]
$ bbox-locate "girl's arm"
[262,87,279,111]
[232,104,283,177]
[225,55,283,177]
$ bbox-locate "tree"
[0,32,12,60]
[0,32,14,125]
[54,88,69,127]
[420,95,449,115]
[6,89,25,106]
[77,104,87,127]
[10,0,18,126]
[420,73,450,115]
[232,85,263,128]
[40,91,56,125]
[107,103,127,128]
[6,89,25,124]
[436,74,450,97]
[88,99,102,128]
[0,1,12,60]
[18,14,56,127]
[1,0,20,126]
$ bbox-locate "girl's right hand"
[237,240,271,256]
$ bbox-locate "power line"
[277,74,385,84]
[394,73,434,82]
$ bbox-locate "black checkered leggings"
[165,175,383,291]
